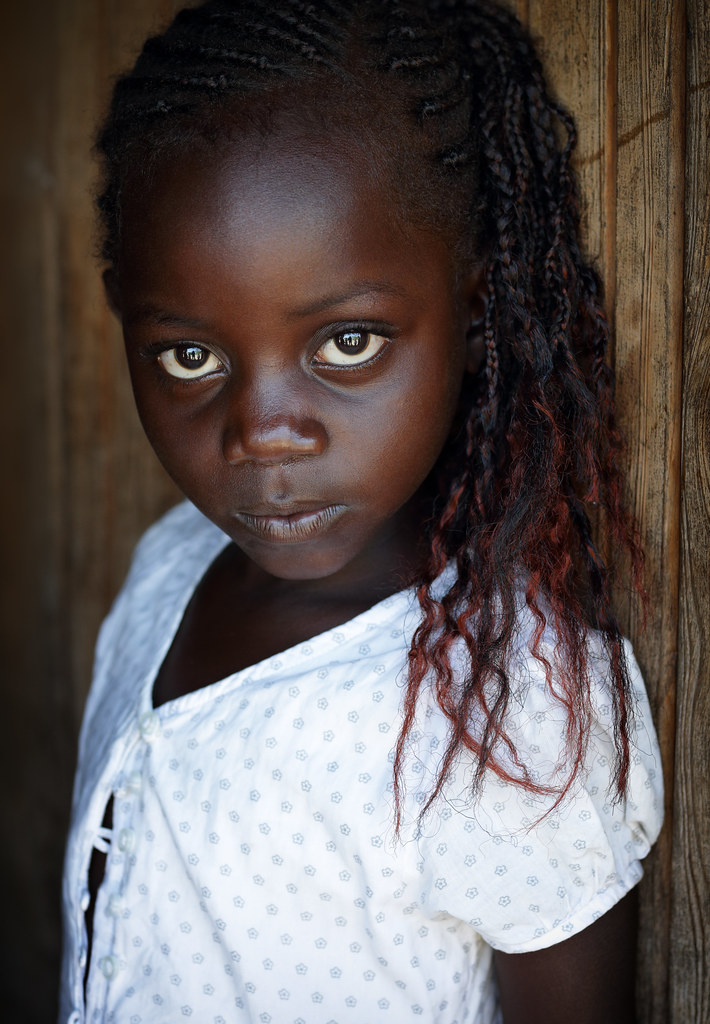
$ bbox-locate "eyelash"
[144,324,394,383]
[311,328,391,370]
[156,344,223,380]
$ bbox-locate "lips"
[233,503,347,543]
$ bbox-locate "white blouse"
[60,501,663,1024]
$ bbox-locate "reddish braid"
[391,0,643,825]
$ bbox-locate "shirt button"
[138,711,160,740]
[68,1011,81,1024]
[99,954,120,980]
[126,769,143,794]
[106,893,124,918]
[117,827,136,854]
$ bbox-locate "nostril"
[222,415,327,465]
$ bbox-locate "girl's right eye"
[157,344,223,380]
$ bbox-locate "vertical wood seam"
[663,0,687,1013]
[603,0,617,341]
[670,0,708,1018]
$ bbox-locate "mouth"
[233,503,347,544]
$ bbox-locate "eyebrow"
[124,304,211,330]
[286,280,409,319]
[124,280,409,328]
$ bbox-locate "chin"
[235,539,355,582]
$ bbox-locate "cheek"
[128,375,214,488]
[395,386,459,470]
[350,350,465,499]
[405,338,467,442]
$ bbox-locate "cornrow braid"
[96,0,643,828]
[96,0,353,265]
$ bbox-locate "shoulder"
[88,502,227,712]
[100,501,225,627]
[407,611,664,955]
[108,497,226,620]
[123,500,224,585]
[74,503,228,782]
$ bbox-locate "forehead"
[118,118,458,302]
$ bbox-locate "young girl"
[60,1,663,1022]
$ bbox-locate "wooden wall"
[1,1,707,1021]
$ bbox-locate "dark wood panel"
[672,0,710,1018]
[614,2,686,1017]
[527,0,605,267]
[0,8,66,1020]
[0,3,180,1019]
[54,0,183,725]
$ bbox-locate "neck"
[235,494,429,609]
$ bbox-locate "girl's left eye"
[157,344,223,379]
[313,331,388,368]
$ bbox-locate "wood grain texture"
[54,0,184,725]
[672,0,710,1018]
[0,9,65,1020]
[614,3,686,1018]
[0,3,180,1019]
[526,0,605,267]
[0,2,706,1022]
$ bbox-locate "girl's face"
[112,123,480,582]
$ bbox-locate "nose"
[221,373,328,466]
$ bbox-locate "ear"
[102,267,122,320]
[463,265,488,374]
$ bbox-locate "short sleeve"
[409,636,664,954]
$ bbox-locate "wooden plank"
[614,2,686,1021]
[0,3,180,1018]
[525,4,675,1018]
[526,0,606,270]
[0,8,65,1019]
[55,0,181,730]
[671,0,710,1018]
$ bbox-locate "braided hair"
[97,0,643,826]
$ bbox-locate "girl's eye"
[314,331,388,367]
[157,344,223,379]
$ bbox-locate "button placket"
[126,769,143,795]
[106,892,124,918]
[86,735,149,1017]
[98,954,120,980]
[116,827,136,854]
[138,710,160,741]
[86,839,127,1012]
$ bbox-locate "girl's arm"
[493,890,638,1024]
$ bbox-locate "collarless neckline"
[141,513,419,719]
